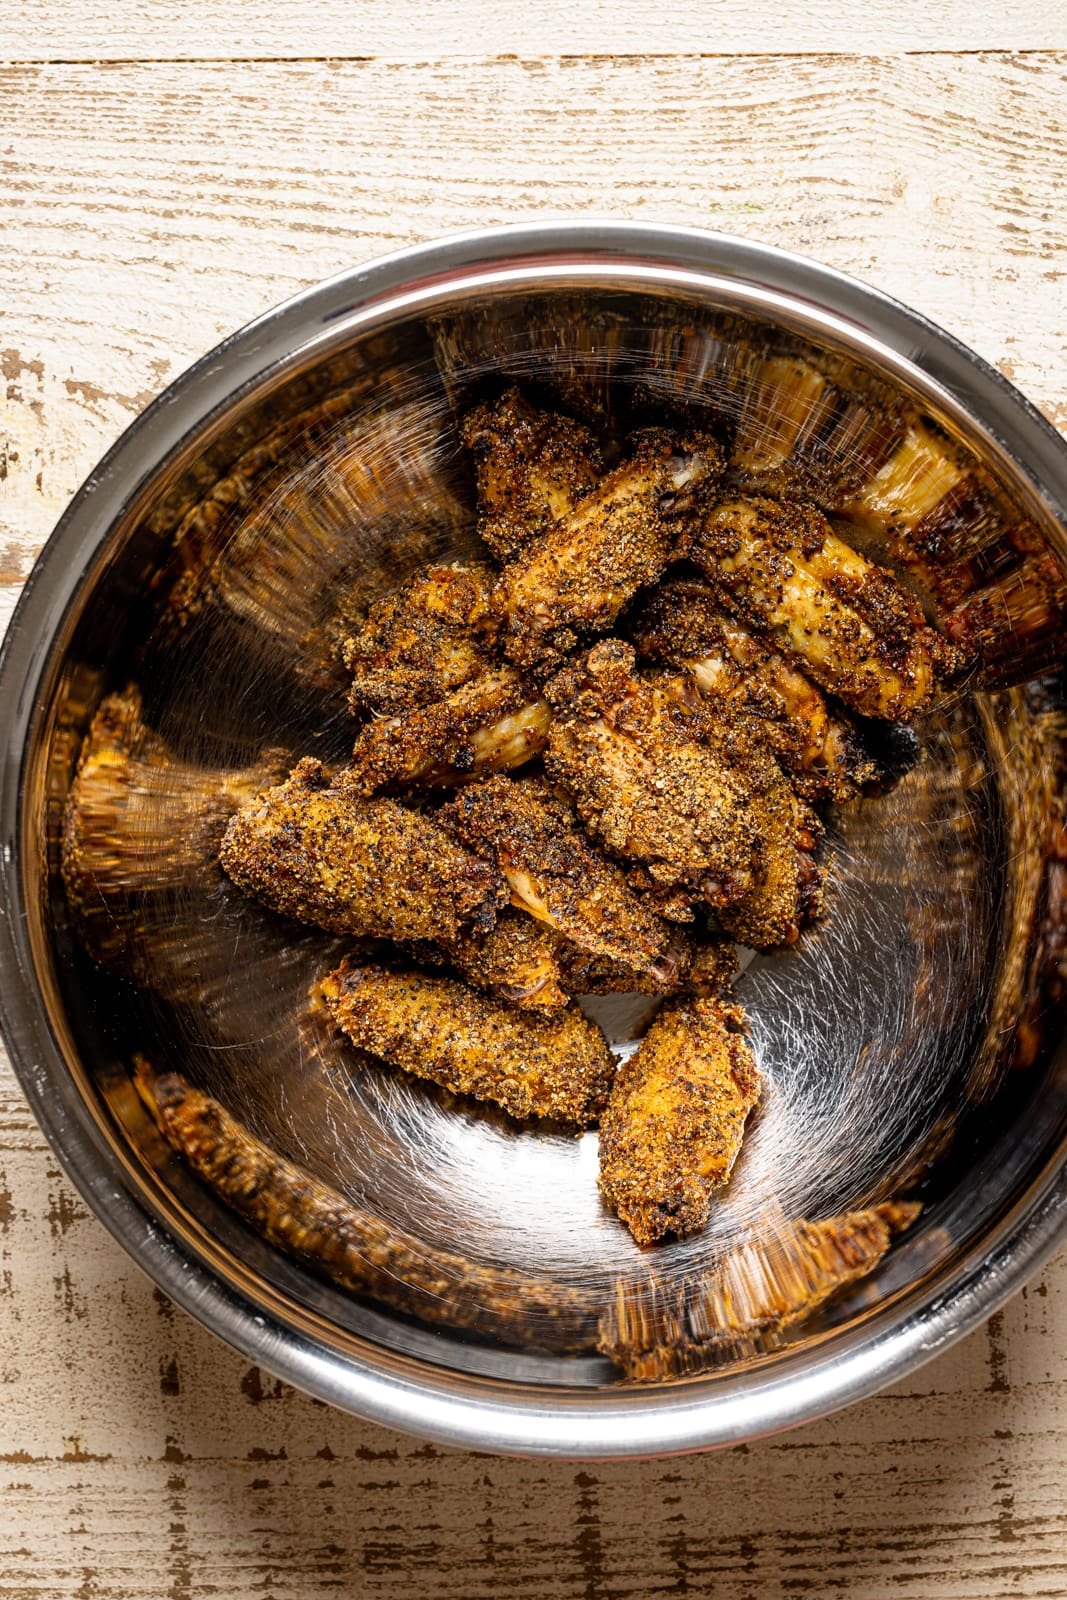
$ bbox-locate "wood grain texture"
[3,29,1067,1600]
[3,0,1067,60]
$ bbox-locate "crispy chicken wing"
[558,928,738,999]
[460,387,604,563]
[134,1058,598,1352]
[439,774,678,985]
[684,496,951,721]
[219,757,504,942]
[429,909,569,1009]
[345,667,551,794]
[62,686,288,969]
[544,640,758,916]
[342,561,497,715]
[598,998,761,1246]
[494,430,726,671]
[627,577,886,802]
[319,960,616,1125]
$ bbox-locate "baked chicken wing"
[219,756,504,943]
[684,496,950,721]
[342,561,497,715]
[494,430,726,671]
[598,998,761,1246]
[439,774,678,986]
[627,577,886,802]
[345,668,551,794]
[544,640,758,916]
[319,960,616,1125]
[460,387,604,563]
[428,908,569,1010]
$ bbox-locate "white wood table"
[3,7,1067,1594]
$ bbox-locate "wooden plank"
[2,0,1067,62]
[1,50,1066,588]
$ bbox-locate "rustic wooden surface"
[3,11,1067,1596]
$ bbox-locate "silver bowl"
[3,222,1067,1458]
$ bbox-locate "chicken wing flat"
[460,387,604,563]
[627,577,885,802]
[219,757,504,943]
[558,928,738,999]
[428,909,569,1009]
[544,640,758,916]
[439,774,678,985]
[598,998,761,1246]
[684,496,949,721]
[319,960,616,1125]
[62,685,288,969]
[342,561,497,715]
[134,1058,598,1352]
[494,430,726,671]
[345,667,551,794]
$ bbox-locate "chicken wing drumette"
[319,960,616,1125]
[460,387,604,563]
[345,668,551,794]
[342,561,497,716]
[627,577,887,802]
[543,640,758,918]
[598,998,761,1246]
[219,757,504,943]
[494,430,726,671]
[683,496,952,721]
[439,774,680,987]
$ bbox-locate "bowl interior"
[13,255,1067,1410]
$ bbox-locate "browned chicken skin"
[219,757,505,943]
[430,908,570,1009]
[684,496,949,721]
[346,668,551,794]
[319,960,616,1125]
[439,774,678,986]
[494,430,726,671]
[544,640,759,916]
[598,998,762,1246]
[627,577,885,802]
[342,561,497,715]
[460,387,604,563]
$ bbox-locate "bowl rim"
[3,219,1067,1459]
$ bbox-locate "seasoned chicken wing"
[544,640,758,916]
[342,561,497,715]
[134,1058,598,1352]
[345,667,551,794]
[684,496,949,721]
[460,387,603,563]
[627,577,886,802]
[598,998,761,1246]
[558,928,738,999]
[219,757,504,943]
[430,909,569,1009]
[494,430,726,671]
[62,685,288,969]
[439,774,677,985]
[319,960,616,1125]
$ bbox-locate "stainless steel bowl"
[4,222,1067,1458]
